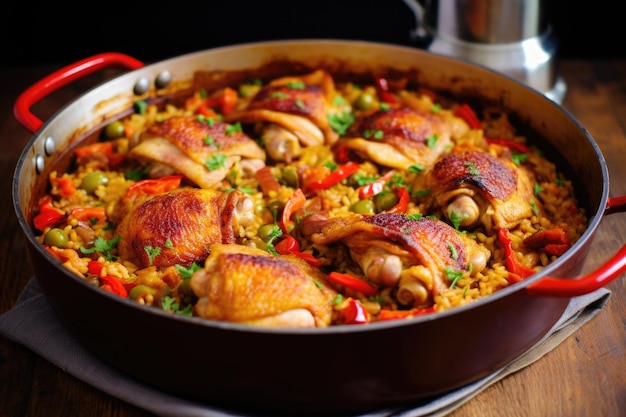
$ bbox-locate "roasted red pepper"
[498,228,536,279]
[33,196,65,232]
[274,235,321,267]
[255,166,281,195]
[307,162,360,190]
[523,227,571,256]
[99,275,128,298]
[50,176,76,197]
[202,87,238,115]
[341,298,370,325]
[453,103,482,130]
[123,175,183,201]
[281,188,306,233]
[74,141,125,166]
[485,137,531,154]
[69,206,106,223]
[327,271,378,297]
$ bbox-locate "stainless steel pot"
[12,40,626,415]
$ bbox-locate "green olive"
[43,228,69,248]
[79,171,109,194]
[257,223,278,242]
[129,284,157,301]
[281,167,299,188]
[374,191,399,212]
[103,120,125,140]
[354,92,375,110]
[350,199,375,214]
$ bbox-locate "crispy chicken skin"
[415,150,537,231]
[130,115,265,188]
[224,70,344,161]
[302,213,490,307]
[191,244,337,327]
[116,189,254,269]
[338,107,452,170]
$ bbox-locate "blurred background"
[1,0,622,68]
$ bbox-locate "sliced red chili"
[498,228,536,279]
[307,162,360,190]
[386,186,410,214]
[375,77,397,104]
[327,272,378,297]
[358,170,396,199]
[453,103,482,130]
[341,298,370,325]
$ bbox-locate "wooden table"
[1,59,625,417]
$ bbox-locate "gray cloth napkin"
[0,278,611,417]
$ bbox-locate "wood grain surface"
[1,59,625,417]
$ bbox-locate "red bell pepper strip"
[453,103,482,130]
[341,298,370,324]
[358,170,396,199]
[123,175,183,201]
[327,271,378,297]
[497,228,536,279]
[99,275,128,298]
[74,141,126,166]
[375,77,397,104]
[307,162,360,190]
[274,235,322,267]
[280,188,306,233]
[50,176,76,197]
[33,196,65,232]
[485,137,531,154]
[378,306,436,321]
[69,206,106,223]
[88,260,104,275]
[386,186,410,214]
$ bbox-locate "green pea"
[103,121,125,140]
[350,199,375,214]
[374,191,399,212]
[43,228,69,248]
[281,167,299,188]
[257,223,278,242]
[79,171,108,194]
[354,92,375,110]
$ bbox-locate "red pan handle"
[13,52,144,133]
[528,196,626,297]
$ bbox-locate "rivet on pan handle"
[527,196,626,297]
[13,52,145,133]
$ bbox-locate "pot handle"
[13,52,144,133]
[527,196,626,297]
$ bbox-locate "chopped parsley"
[364,129,384,140]
[225,122,242,135]
[405,213,423,221]
[449,210,468,230]
[204,136,219,147]
[533,183,544,197]
[205,153,227,171]
[161,296,193,316]
[408,164,424,174]
[175,262,202,279]
[134,100,148,115]
[426,134,438,149]
[445,267,463,288]
[264,224,283,256]
[447,242,458,260]
[464,161,480,176]
[285,81,305,89]
[431,103,441,113]
[511,152,528,165]
[328,112,355,135]
[80,236,120,261]
[144,245,161,265]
